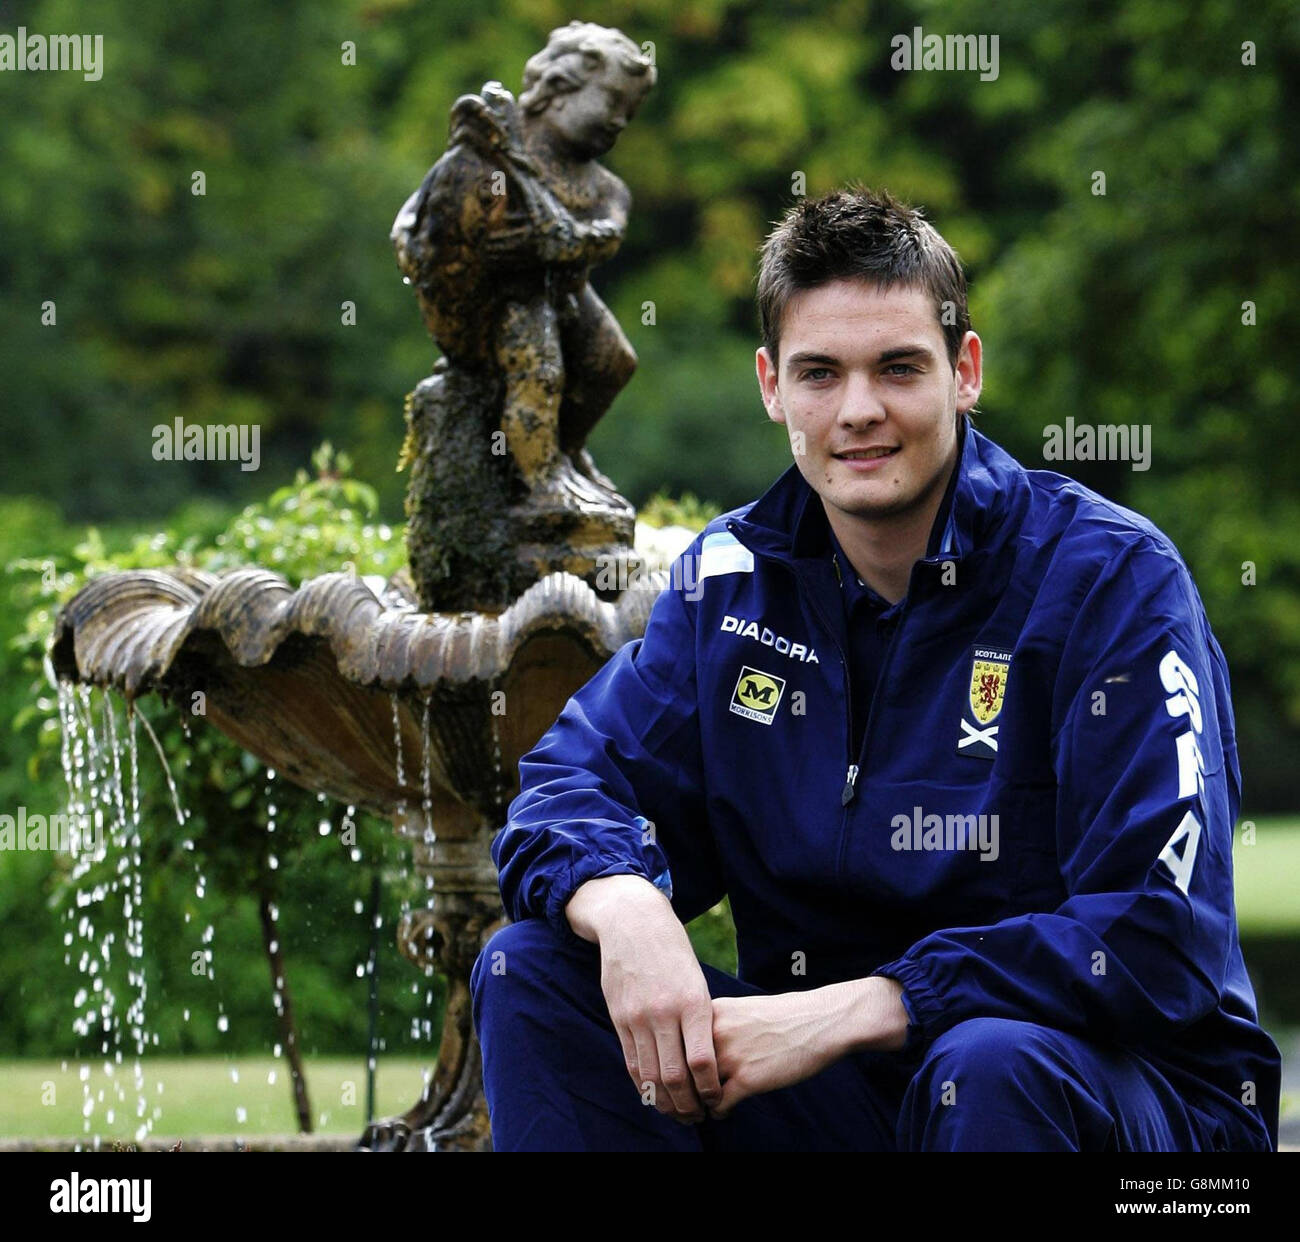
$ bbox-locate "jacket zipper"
[725,519,923,876]
[795,562,859,805]
[724,521,955,876]
[827,550,861,801]
[833,596,912,877]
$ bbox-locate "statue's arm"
[483,173,630,267]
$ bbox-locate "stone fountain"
[51,20,669,1152]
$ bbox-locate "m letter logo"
[730,665,786,725]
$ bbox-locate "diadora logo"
[958,645,1013,759]
[730,665,786,725]
[720,614,820,663]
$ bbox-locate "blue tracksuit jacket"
[492,421,1281,1148]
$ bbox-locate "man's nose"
[838,371,887,426]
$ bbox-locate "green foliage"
[686,899,738,976]
[637,489,723,531]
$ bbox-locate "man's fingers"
[709,1075,748,1122]
[629,1024,661,1107]
[652,1022,704,1120]
[680,1000,723,1110]
[613,1021,640,1087]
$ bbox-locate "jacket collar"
[723,420,1022,568]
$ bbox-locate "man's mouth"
[834,447,899,461]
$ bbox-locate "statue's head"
[519,21,655,158]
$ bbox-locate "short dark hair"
[757,185,971,373]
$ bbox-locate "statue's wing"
[449,92,510,155]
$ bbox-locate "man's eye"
[800,368,833,382]
[885,364,918,376]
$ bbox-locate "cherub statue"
[393,21,655,517]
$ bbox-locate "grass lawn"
[0,1056,434,1141]
[1233,817,1300,936]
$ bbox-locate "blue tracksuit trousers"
[470,918,1233,1152]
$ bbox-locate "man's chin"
[831,480,922,521]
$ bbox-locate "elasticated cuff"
[871,954,944,1054]
[544,855,657,948]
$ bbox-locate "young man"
[471,187,1282,1152]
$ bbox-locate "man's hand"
[566,875,722,1125]
[710,976,909,1119]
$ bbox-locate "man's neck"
[823,454,958,606]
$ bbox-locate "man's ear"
[756,347,785,424]
[954,331,983,414]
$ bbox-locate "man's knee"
[471,918,600,1028]
[901,1017,1093,1150]
[473,919,554,999]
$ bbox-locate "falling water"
[391,693,423,1046]
[56,686,156,1144]
[58,682,102,1145]
[391,694,406,811]
[255,769,280,1130]
[56,685,216,1147]
[419,697,434,845]
[106,701,151,1139]
[411,699,438,1045]
[266,767,278,871]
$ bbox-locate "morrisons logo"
[729,665,786,725]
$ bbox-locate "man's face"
[756,279,982,527]
[545,61,646,158]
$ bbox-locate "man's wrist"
[565,872,667,944]
[819,975,911,1057]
